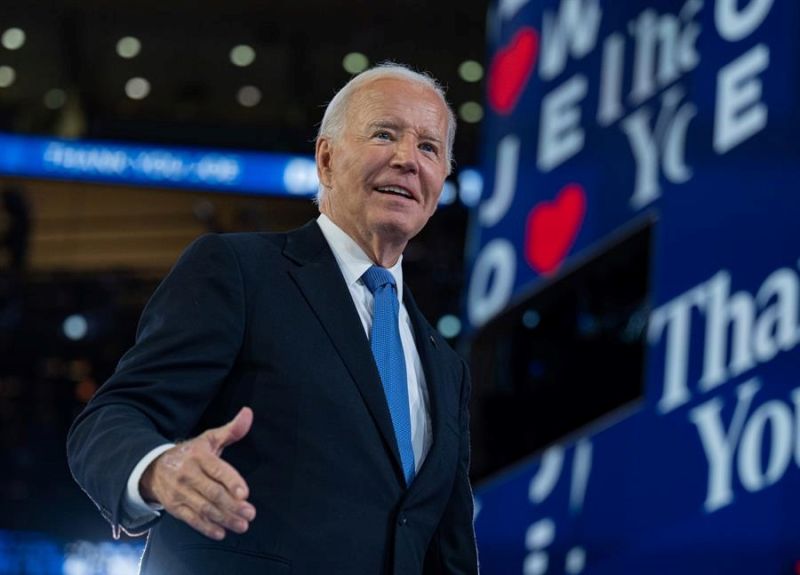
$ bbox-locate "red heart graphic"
[488,27,539,115]
[525,183,587,276]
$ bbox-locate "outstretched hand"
[140,407,256,540]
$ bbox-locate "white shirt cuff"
[123,443,175,523]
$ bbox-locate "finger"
[199,453,254,505]
[169,485,250,535]
[190,484,252,534]
[204,407,254,453]
[172,503,226,541]
[193,466,256,521]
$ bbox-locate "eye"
[419,142,438,155]
[373,130,393,140]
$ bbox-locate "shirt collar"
[316,213,404,301]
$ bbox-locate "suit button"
[398,515,408,526]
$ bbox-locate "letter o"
[467,239,516,328]
[737,400,793,492]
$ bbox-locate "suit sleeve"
[426,358,480,574]
[66,234,246,537]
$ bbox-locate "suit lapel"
[403,287,450,489]
[283,222,405,476]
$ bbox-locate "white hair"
[316,63,456,203]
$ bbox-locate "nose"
[390,137,419,174]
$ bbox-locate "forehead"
[346,77,448,138]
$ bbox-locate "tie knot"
[362,265,395,294]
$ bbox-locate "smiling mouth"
[375,186,415,200]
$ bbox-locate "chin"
[371,217,422,244]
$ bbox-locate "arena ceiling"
[0,0,489,166]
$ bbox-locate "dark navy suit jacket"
[67,221,478,574]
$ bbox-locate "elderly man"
[67,64,479,574]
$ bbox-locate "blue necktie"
[362,265,416,486]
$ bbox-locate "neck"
[320,207,405,268]
[365,241,404,268]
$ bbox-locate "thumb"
[206,406,253,453]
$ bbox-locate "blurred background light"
[236,85,262,107]
[282,158,318,195]
[63,540,143,575]
[438,180,457,206]
[458,168,483,207]
[115,36,141,59]
[43,88,67,110]
[230,44,256,67]
[458,101,483,124]
[522,309,540,329]
[437,314,462,339]
[124,77,150,99]
[458,59,483,82]
[0,66,16,88]
[342,52,369,74]
[63,314,88,341]
[1,27,26,51]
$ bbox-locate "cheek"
[333,160,356,185]
[339,155,381,189]
[362,153,390,180]
[423,201,439,222]
[424,172,447,203]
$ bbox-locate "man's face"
[316,77,450,258]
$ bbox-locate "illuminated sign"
[466,0,791,329]
[471,0,800,573]
[0,133,319,197]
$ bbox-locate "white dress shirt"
[122,215,432,524]
[316,213,432,472]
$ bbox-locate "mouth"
[375,185,416,201]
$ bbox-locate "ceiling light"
[342,52,368,75]
[458,60,483,83]
[458,101,483,124]
[230,45,256,67]
[237,85,261,107]
[44,88,67,110]
[0,66,16,88]
[125,77,150,100]
[116,36,141,59]
[1,28,26,50]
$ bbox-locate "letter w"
[540,0,603,81]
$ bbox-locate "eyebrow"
[367,120,443,145]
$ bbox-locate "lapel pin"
[429,334,438,348]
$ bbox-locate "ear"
[315,137,334,189]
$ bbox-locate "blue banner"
[0,133,319,197]
[470,0,800,573]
